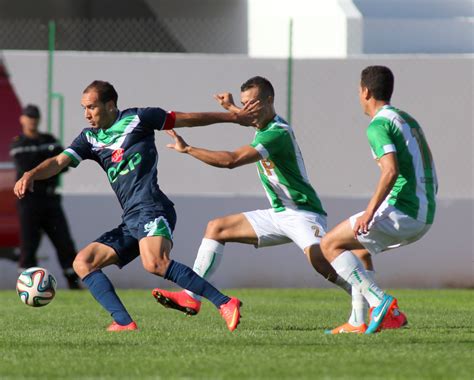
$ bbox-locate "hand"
[235,98,261,127]
[352,211,374,239]
[14,172,34,199]
[166,130,190,153]
[214,92,236,111]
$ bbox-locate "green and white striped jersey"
[250,115,326,215]
[367,105,438,224]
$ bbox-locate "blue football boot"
[365,294,396,334]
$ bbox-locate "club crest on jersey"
[111,148,124,163]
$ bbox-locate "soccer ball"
[16,267,57,307]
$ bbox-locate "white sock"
[348,270,374,326]
[331,251,384,308]
[185,238,224,301]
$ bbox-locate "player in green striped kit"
[321,66,438,334]
[152,76,354,316]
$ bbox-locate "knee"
[142,257,170,277]
[204,219,225,240]
[72,250,92,279]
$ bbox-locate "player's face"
[240,87,271,124]
[240,87,259,106]
[81,90,115,129]
[19,115,39,134]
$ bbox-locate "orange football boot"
[107,321,138,332]
[152,289,201,316]
[219,297,242,332]
[325,322,368,334]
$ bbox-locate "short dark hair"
[83,80,118,106]
[241,76,275,99]
[360,66,394,102]
[22,104,40,119]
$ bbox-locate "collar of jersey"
[258,115,280,133]
[85,112,138,149]
[373,104,394,120]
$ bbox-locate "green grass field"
[0,289,472,380]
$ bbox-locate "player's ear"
[105,100,116,112]
[362,86,371,101]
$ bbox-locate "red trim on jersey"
[163,111,176,130]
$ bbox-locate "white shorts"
[349,202,432,255]
[243,208,327,251]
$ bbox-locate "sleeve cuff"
[162,111,176,130]
[376,144,396,158]
[253,143,269,159]
[63,149,82,168]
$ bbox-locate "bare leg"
[204,213,258,244]
[73,242,119,279]
[139,235,173,277]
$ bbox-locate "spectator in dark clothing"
[10,104,81,289]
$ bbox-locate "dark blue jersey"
[63,107,176,215]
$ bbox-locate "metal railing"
[0,18,239,53]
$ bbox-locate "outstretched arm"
[352,152,399,237]
[166,129,261,169]
[173,97,259,129]
[14,153,72,199]
[174,111,238,128]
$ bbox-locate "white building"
[247,0,474,57]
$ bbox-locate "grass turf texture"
[0,289,472,380]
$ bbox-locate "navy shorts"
[94,206,177,268]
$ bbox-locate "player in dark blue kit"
[14,80,258,332]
